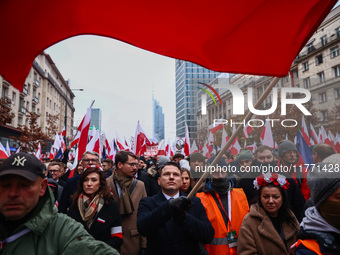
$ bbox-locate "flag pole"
[188,76,280,199]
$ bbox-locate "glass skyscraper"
[175,60,220,140]
[153,97,165,142]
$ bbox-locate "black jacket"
[68,198,123,250]
[58,174,81,213]
[137,192,214,255]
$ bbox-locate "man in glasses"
[107,151,147,255]
[58,151,100,213]
[47,162,65,187]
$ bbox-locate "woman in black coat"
[68,166,123,250]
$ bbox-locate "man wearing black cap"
[0,152,118,254]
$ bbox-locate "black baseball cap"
[0,152,46,181]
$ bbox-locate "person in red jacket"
[277,140,310,201]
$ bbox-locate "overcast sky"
[46,35,176,143]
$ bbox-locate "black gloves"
[169,196,191,224]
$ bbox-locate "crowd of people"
[0,140,339,254]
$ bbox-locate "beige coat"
[107,175,147,255]
[238,203,299,255]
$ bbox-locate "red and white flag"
[158,139,166,156]
[0,142,9,158]
[165,140,174,157]
[184,122,190,156]
[60,126,66,137]
[34,143,42,160]
[260,118,274,148]
[247,142,257,153]
[133,121,150,156]
[77,107,92,160]
[230,125,241,155]
[310,123,319,144]
[208,122,223,134]
[202,139,212,158]
[243,122,254,139]
[220,128,229,150]
[190,140,199,154]
[301,116,311,146]
[5,141,10,157]
[52,132,62,151]
[86,126,100,154]
[335,133,340,153]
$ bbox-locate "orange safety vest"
[294,239,322,255]
[196,188,249,255]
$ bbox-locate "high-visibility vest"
[294,239,322,255]
[196,188,249,255]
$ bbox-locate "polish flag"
[190,140,199,154]
[116,135,129,151]
[301,116,311,146]
[60,126,66,137]
[202,139,211,158]
[247,142,257,153]
[133,121,150,156]
[243,122,254,139]
[0,142,9,158]
[59,134,66,152]
[103,134,111,155]
[260,118,274,148]
[230,125,241,155]
[208,131,214,145]
[208,122,223,134]
[221,127,229,150]
[335,133,340,153]
[5,141,11,157]
[184,122,190,156]
[318,126,327,143]
[310,123,319,144]
[199,142,203,151]
[52,132,62,151]
[158,139,166,155]
[34,143,42,160]
[86,127,100,154]
[165,139,174,157]
[77,107,92,160]
[68,148,79,178]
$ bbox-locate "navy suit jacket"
[58,174,81,213]
[137,191,214,255]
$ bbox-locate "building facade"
[0,52,75,143]
[153,97,165,142]
[175,60,220,140]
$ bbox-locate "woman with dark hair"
[68,166,123,250]
[180,168,192,195]
[238,173,300,254]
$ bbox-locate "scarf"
[113,170,134,215]
[78,193,104,228]
[210,178,230,194]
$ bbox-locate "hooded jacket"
[293,206,340,255]
[0,187,119,255]
[238,204,300,255]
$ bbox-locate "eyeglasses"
[125,162,138,167]
[49,170,60,173]
[83,159,99,163]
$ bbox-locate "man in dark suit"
[137,162,214,255]
[58,151,100,213]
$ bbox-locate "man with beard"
[196,167,249,254]
[106,151,147,255]
[236,145,305,221]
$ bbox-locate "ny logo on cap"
[12,156,27,167]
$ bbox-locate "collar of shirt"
[163,192,180,200]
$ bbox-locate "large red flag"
[0,142,9,159]
[0,0,336,90]
[77,108,92,160]
[133,121,150,156]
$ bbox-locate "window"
[319,92,327,103]
[302,61,309,72]
[318,72,325,83]
[315,54,323,65]
[330,46,339,58]
[303,78,310,88]
[27,84,31,95]
[333,65,340,77]
[336,27,340,38]
[320,35,327,46]
[12,92,16,104]
[320,111,328,122]
[335,88,340,99]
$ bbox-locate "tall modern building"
[175,60,220,140]
[153,96,165,142]
[90,108,102,132]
